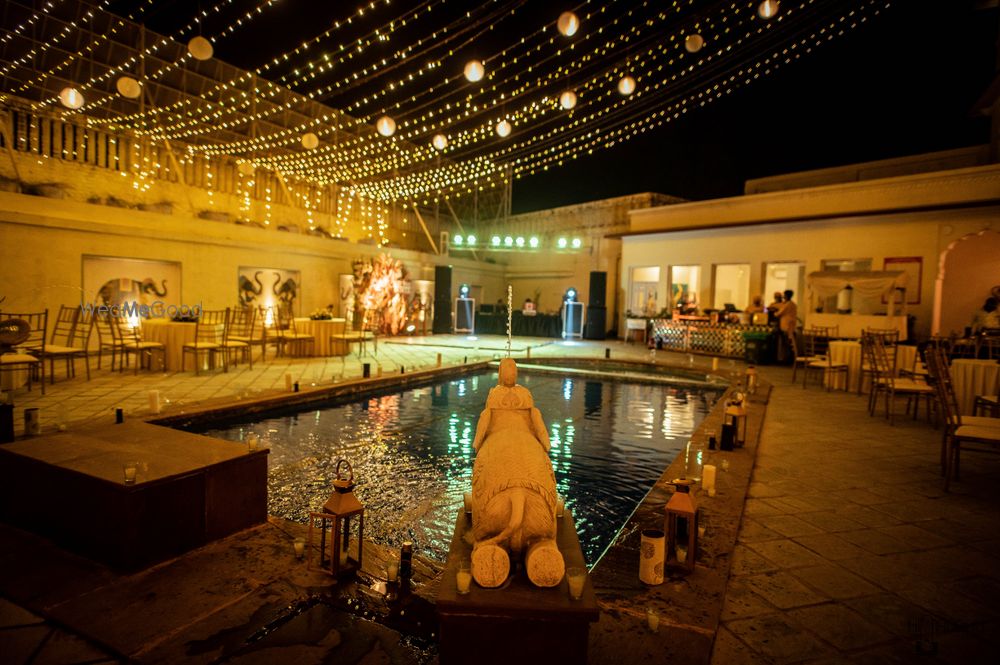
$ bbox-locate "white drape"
[807,271,907,301]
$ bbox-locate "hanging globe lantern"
[301,132,319,149]
[758,0,780,19]
[464,59,485,82]
[237,160,255,176]
[617,76,636,96]
[376,115,396,137]
[559,90,577,110]
[115,76,141,99]
[684,34,705,53]
[187,36,214,61]
[432,134,448,150]
[557,11,579,37]
[58,87,84,109]
[495,120,512,138]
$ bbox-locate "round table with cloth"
[141,320,224,371]
[825,341,916,392]
[951,359,1000,416]
[293,318,348,356]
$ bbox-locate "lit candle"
[284,374,293,391]
[123,462,138,485]
[702,464,717,493]
[566,566,587,600]
[148,390,161,414]
[711,357,719,370]
[556,498,565,518]
[676,546,688,564]
[293,538,305,559]
[247,433,259,452]
[387,559,399,582]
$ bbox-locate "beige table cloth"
[951,359,1000,416]
[142,320,224,371]
[825,341,916,392]
[292,318,348,356]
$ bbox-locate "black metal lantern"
[664,479,698,574]
[309,459,364,577]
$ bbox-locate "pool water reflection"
[200,370,719,565]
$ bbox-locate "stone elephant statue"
[470,358,564,588]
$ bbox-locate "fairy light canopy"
[0,0,897,207]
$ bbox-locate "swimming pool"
[197,368,720,565]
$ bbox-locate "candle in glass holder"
[123,462,138,485]
[387,559,399,582]
[676,545,688,564]
[463,492,472,515]
[293,537,305,559]
[284,374,293,391]
[456,559,472,594]
[566,566,587,600]
[247,432,259,452]
[556,497,565,518]
[646,606,660,632]
[148,390,161,414]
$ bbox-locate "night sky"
[109,0,997,213]
[511,0,998,211]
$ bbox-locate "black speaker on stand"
[584,271,607,339]
[432,266,452,334]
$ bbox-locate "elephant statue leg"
[471,542,510,588]
[525,538,564,587]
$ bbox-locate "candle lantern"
[724,391,748,448]
[308,459,364,577]
[664,479,698,574]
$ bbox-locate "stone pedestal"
[436,509,599,665]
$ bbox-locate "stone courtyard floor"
[1,336,998,664]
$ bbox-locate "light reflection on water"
[201,371,718,565]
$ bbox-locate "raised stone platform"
[0,419,267,569]
[436,508,599,665]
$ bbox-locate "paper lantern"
[301,132,319,149]
[432,133,448,150]
[495,119,511,137]
[557,11,579,37]
[237,161,255,176]
[559,90,577,110]
[684,34,704,53]
[464,59,485,82]
[617,76,636,96]
[187,36,213,61]
[376,115,396,137]
[115,76,141,99]
[758,0,780,19]
[58,87,84,109]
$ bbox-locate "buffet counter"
[650,318,773,358]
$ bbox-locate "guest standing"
[775,290,798,363]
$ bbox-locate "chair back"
[51,305,81,346]
[197,309,228,344]
[107,314,140,346]
[229,307,256,339]
[925,348,961,428]
[803,331,828,359]
[0,310,47,354]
